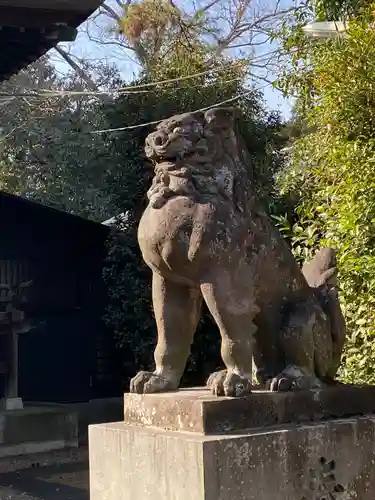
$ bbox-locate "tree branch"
[54,45,99,91]
[101,3,122,22]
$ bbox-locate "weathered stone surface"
[130,107,347,397]
[124,386,375,434]
[89,415,375,500]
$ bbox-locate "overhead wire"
[0,78,242,99]
[0,65,242,99]
[41,65,242,96]
[91,89,257,134]
[0,48,280,139]
[0,49,281,100]
[0,81,272,141]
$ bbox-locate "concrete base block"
[90,417,375,500]
[0,406,78,457]
[89,388,375,500]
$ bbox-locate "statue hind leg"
[200,273,257,397]
[320,287,346,381]
[268,298,331,391]
[130,272,202,394]
[269,247,347,391]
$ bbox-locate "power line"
[0,64,243,100]
[0,76,244,100]
[0,88,149,98]
[42,64,242,95]
[0,49,281,100]
[91,90,255,134]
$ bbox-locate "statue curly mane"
[144,108,251,210]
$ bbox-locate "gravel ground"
[0,447,89,500]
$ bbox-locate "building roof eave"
[0,0,104,82]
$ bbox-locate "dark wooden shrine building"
[0,192,121,403]
[0,0,123,403]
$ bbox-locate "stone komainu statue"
[130,107,346,397]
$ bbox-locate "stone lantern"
[0,281,32,411]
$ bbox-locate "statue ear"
[204,107,236,129]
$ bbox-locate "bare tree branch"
[101,3,122,21]
[214,5,300,56]
[54,45,99,91]
[52,0,304,93]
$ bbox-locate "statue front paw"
[130,371,179,394]
[207,369,252,397]
[267,365,323,392]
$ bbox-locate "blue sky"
[53,0,294,119]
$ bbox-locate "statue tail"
[302,247,346,380]
[302,247,338,288]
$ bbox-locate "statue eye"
[172,127,182,134]
[154,135,164,146]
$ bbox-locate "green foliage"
[313,0,370,20]
[272,212,321,264]
[103,227,155,379]
[118,0,182,70]
[0,56,119,221]
[277,7,375,384]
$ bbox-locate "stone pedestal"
[89,386,375,500]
